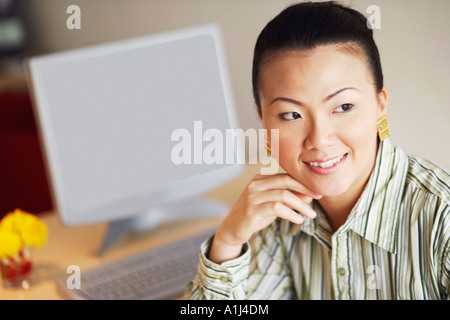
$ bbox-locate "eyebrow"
[270,87,360,106]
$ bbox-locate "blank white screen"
[37,33,232,213]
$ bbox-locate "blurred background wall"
[1,0,449,215]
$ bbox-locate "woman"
[186,1,450,299]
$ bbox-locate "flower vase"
[0,247,33,289]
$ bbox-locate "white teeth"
[308,155,344,168]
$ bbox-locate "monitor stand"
[99,196,228,255]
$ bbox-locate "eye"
[279,112,302,121]
[334,103,354,113]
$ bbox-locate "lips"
[306,154,345,168]
[303,153,348,175]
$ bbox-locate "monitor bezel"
[25,23,244,226]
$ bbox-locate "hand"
[209,173,322,264]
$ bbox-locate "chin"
[284,165,353,198]
[316,187,349,198]
[305,177,352,198]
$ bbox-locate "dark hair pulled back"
[252,1,383,111]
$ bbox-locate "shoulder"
[404,154,450,259]
[403,153,450,227]
[406,154,450,204]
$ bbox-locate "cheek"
[341,110,378,150]
[274,117,378,165]
[275,131,301,166]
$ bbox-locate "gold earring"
[265,136,271,156]
[377,115,391,141]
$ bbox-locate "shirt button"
[338,268,346,276]
[220,275,229,282]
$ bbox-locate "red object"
[0,253,33,287]
[4,264,17,279]
[20,260,32,274]
[0,92,53,218]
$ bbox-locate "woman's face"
[259,45,387,197]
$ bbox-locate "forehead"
[259,44,373,98]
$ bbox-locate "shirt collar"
[291,138,409,254]
[289,193,333,249]
[344,138,409,254]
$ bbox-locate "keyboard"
[58,228,215,300]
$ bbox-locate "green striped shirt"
[185,138,450,300]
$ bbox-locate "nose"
[303,115,335,150]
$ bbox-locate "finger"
[249,173,322,199]
[291,192,313,203]
[252,189,317,219]
[257,202,304,225]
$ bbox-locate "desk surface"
[0,164,261,300]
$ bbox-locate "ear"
[377,87,388,118]
[257,108,263,120]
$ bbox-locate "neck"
[318,183,366,233]
[319,141,380,233]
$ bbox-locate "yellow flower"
[0,209,48,251]
[20,215,48,248]
[0,228,22,258]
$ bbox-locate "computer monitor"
[25,24,244,253]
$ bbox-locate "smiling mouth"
[302,153,348,173]
[305,154,345,168]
